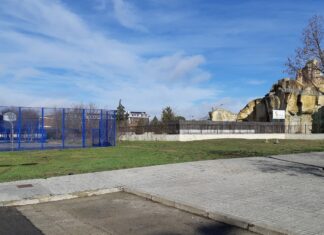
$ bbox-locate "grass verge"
[0,139,324,182]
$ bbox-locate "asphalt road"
[0,206,42,235]
[6,192,255,235]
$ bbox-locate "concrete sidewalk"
[1,152,324,235]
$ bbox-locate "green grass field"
[0,139,324,183]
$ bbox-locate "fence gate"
[0,106,116,151]
[91,110,116,147]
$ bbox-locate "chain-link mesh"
[0,106,116,151]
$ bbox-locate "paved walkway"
[1,152,324,235]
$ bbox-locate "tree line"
[116,99,185,125]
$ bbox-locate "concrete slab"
[17,192,254,235]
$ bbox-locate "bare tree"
[47,103,98,141]
[286,15,324,76]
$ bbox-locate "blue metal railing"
[0,106,116,151]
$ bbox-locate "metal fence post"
[41,107,45,149]
[62,108,65,149]
[114,111,117,146]
[99,109,103,146]
[82,109,85,148]
[106,111,108,145]
[18,107,21,150]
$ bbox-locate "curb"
[1,186,292,235]
[1,187,122,207]
[123,187,291,235]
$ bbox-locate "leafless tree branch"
[285,15,324,76]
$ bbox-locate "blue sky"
[0,0,323,118]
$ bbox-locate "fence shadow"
[251,158,324,177]
[208,150,262,158]
[153,222,250,235]
[196,222,250,235]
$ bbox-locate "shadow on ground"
[208,150,261,158]
[252,158,324,177]
[0,162,38,167]
[0,207,43,235]
[146,223,252,235]
[196,223,250,235]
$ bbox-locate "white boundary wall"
[285,134,324,140]
[120,133,180,141]
[179,134,285,141]
[119,133,324,141]
[179,129,255,134]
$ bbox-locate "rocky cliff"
[237,60,324,133]
[209,108,237,121]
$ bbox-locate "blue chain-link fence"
[0,106,116,151]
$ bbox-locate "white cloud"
[170,55,205,80]
[0,85,73,108]
[144,53,207,82]
[111,0,147,32]
[13,68,41,80]
[0,0,217,118]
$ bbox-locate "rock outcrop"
[209,108,237,121]
[237,60,324,133]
